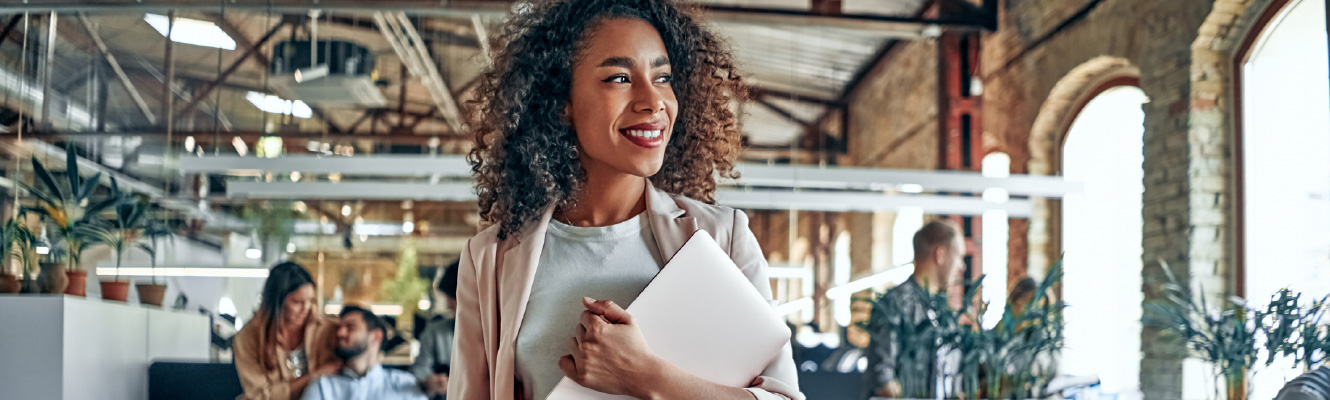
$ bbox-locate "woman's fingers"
[580,310,608,335]
[569,337,586,359]
[557,354,580,381]
[576,321,588,340]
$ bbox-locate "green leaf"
[65,144,80,202]
[77,172,101,200]
[30,156,67,202]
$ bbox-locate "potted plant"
[1259,288,1330,372]
[21,144,127,296]
[859,260,1065,400]
[1144,261,1262,400]
[955,261,1065,400]
[135,216,173,306]
[0,216,38,294]
[74,185,150,302]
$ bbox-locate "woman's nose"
[631,83,666,114]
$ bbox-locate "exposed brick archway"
[1024,56,1141,279]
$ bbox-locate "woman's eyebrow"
[597,56,671,68]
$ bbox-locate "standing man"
[864,220,968,399]
[412,261,458,399]
[301,306,427,400]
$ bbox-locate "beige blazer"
[447,180,804,400]
[233,313,340,400]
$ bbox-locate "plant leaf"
[31,156,67,202]
[65,144,80,201]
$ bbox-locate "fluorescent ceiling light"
[97,267,269,278]
[245,92,312,118]
[143,14,236,50]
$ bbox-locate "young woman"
[449,0,802,399]
[234,262,342,400]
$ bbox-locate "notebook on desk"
[546,230,791,399]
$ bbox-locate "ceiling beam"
[77,13,158,124]
[748,87,843,107]
[174,19,290,119]
[374,12,464,133]
[3,1,514,14]
[752,96,816,128]
[324,15,481,50]
[0,15,21,50]
[206,12,271,73]
[22,129,470,145]
[700,4,988,32]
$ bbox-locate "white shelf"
[0,295,211,400]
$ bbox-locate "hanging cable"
[212,0,225,156]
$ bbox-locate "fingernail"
[583,296,595,303]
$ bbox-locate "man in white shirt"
[302,306,428,400]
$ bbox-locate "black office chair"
[149,361,244,400]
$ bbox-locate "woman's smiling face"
[567,17,679,179]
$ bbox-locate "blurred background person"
[301,305,427,400]
[413,261,458,399]
[234,262,342,400]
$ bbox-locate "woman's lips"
[619,124,666,149]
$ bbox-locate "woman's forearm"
[633,359,758,400]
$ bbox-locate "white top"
[300,365,427,400]
[514,214,664,400]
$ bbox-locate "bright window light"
[143,14,236,50]
[1061,85,1147,395]
[245,92,312,119]
[1242,0,1329,398]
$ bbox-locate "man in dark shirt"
[412,261,458,399]
[865,220,967,399]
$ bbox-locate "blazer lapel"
[493,206,554,397]
[644,180,698,263]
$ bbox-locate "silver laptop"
[546,230,792,399]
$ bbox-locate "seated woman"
[234,262,341,400]
[448,0,803,398]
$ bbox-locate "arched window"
[1061,85,1148,396]
[981,152,1010,329]
[1239,0,1329,397]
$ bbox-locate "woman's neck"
[276,317,306,347]
[558,168,647,227]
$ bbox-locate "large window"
[1242,0,1330,397]
[1061,85,1148,398]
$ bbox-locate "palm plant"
[1144,261,1263,400]
[141,217,173,285]
[74,193,153,282]
[955,260,1065,400]
[860,260,1065,400]
[20,144,128,269]
[3,214,39,283]
[1259,288,1330,372]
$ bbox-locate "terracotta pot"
[137,283,167,306]
[65,269,87,297]
[45,262,69,294]
[1227,374,1248,400]
[0,275,19,294]
[100,280,131,302]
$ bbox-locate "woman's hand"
[557,297,662,399]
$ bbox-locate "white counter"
[0,295,211,400]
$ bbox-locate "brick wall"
[839,0,1293,398]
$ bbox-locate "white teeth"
[626,130,661,139]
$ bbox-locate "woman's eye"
[604,75,629,83]
[655,74,672,83]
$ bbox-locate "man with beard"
[301,306,428,400]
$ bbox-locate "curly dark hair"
[467,0,748,240]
